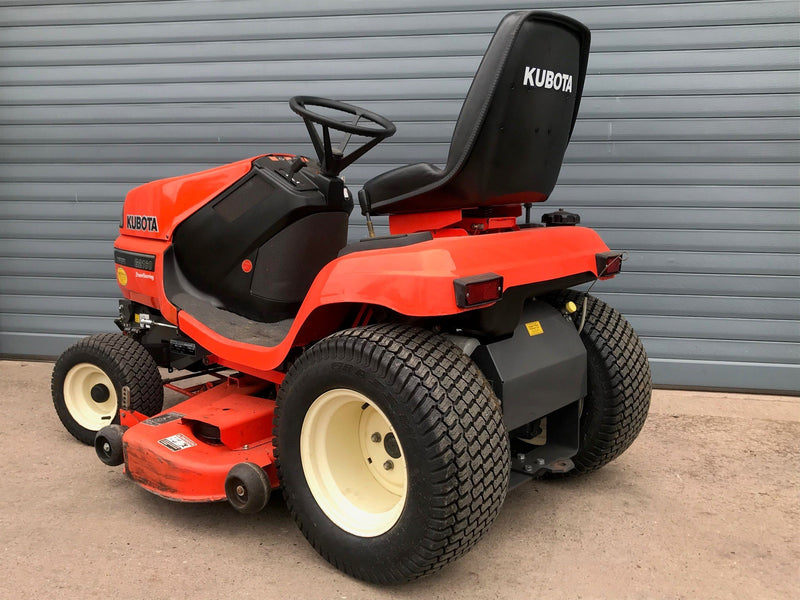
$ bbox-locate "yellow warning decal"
[116,266,128,286]
[525,321,544,336]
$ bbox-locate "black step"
[171,292,293,348]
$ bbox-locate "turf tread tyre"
[545,291,651,473]
[274,323,509,584]
[52,333,163,444]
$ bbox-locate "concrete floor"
[0,359,797,600]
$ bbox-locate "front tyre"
[275,324,509,584]
[52,333,164,444]
[545,291,652,474]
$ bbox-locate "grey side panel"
[0,1,797,393]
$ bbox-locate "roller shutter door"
[0,0,797,392]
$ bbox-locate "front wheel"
[52,333,164,444]
[275,324,509,584]
[545,291,652,474]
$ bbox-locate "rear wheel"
[300,387,407,537]
[52,333,164,444]
[275,324,509,584]
[545,291,651,473]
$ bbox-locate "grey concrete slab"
[0,360,798,599]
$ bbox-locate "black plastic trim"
[337,232,433,257]
[445,271,596,339]
[113,249,156,272]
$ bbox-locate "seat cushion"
[359,162,443,214]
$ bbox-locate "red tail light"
[596,252,623,277]
[454,273,503,308]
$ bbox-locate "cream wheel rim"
[300,388,407,537]
[63,363,118,431]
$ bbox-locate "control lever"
[287,157,307,179]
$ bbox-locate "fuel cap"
[542,208,580,227]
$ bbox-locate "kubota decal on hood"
[126,214,159,233]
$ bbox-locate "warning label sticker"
[525,321,544,336]
[143,412,184,426]
[158,433,196,452]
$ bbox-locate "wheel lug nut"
[103,442,111,453]
[371,432,381,443]
[383,460,394,471]
[236,485,245,497]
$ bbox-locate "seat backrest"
[372,11,590,214]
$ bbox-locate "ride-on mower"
[51,11,651,583]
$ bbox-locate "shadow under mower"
[51,11,651,584]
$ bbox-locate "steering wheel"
[289,96,396,176]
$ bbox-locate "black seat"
[359,11,590,217]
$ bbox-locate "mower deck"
[121,374,278,502]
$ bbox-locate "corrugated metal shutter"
[1,0,797,392]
